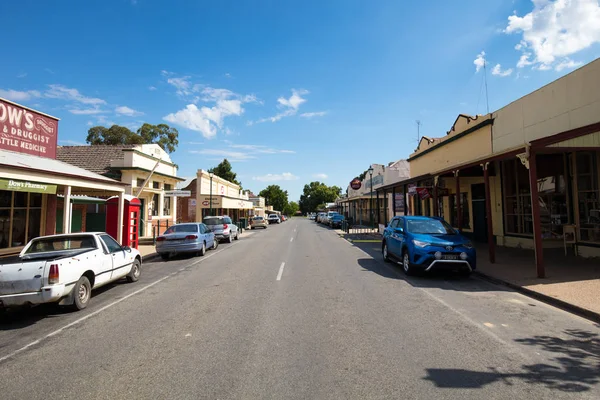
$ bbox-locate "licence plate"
[442,254,459,260]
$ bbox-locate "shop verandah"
[384,122,600,279]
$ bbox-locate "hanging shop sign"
[0,99,58,159]
[394,193,405,210]
[164,190,191,197]
[0,178,57,194]
[408,184,417,195]
[416,187,431,200]
[350,178,362,190]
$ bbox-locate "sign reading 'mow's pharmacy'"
[0,179,57,194]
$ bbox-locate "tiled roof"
[56,145,135,178]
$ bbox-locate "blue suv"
[382,216,476,276]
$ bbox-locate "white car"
[267,214,281,224]
[0,232,142,311]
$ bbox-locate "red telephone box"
[106,195,141,248]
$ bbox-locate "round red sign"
[202,201,209,206]
[350,178,362,190]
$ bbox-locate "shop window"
[164,183,172,191]
[503,159,533,235]
[503,156,569,239]
[576,152,600,243]
[151,193,159,216]
[0,192,44,249]
[136,178,145,188]
[164,196,171,216]
[449,193,470,229]
[422,198,431,216]
[153,181,160,189]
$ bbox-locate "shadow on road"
[423,329,600,392]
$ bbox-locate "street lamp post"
[368,166,374,229]
[209,172,214,216]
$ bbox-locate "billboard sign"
[0,99,58,159]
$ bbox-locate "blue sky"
[2,0,599,201]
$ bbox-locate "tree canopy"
[283,201,299,216]
[259,185,289,212]
[208,159,242,187]
[298,181,342,213]
[85,123,179,153]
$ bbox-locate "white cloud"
[505,0,600,70]
[300,111,327,118]
[59,139,86,146]
[45,84,106,105]
[68,107,106,115]
[491,63,513,77]
[252,172,299,182]
[115,105,143,116]
[96,115,116,127]
[86,121,93,126]
[313,173,328,179]
[0,89,41,102]
[148,86,157,91]
[224,73,232,78]
[161,74,258,138]
[555,58,584,71]
[17,72,27,78]
[44,68,55,74]
[474,51,486,72]
[227,143,296,154]
[189,149,257,162]
[253,89,309,124]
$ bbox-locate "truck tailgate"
[0,260,46,295]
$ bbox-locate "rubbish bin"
[239,217,248,230]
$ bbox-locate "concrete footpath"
[338,231,600,323]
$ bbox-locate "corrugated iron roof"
[0,149,124,184]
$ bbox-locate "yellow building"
[394,58,600,277]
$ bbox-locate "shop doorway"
[471,183,488,243]
[139,198,146,237]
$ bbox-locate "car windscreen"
[406,219,456,235]
[164,224,198,234]
[204,217,224,225]
[253,217,263,220]
[24,235,97,254]
[223,217,233,224]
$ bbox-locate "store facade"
[193,170,253,221]
[398,59,600,277]
[1,98,127,255]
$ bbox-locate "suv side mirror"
[122,245,132,252]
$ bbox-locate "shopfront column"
[527,151,545,278]
[117,192,125,244]
[63,185,72,234]
[172,196,178,223]
[483,162,496,264]
[433,176,439,217]
[455,171,462,232]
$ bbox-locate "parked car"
[308,213,316,220]
[250,216,268,229]
[322,211,339,225]
[382,216,476,276]
[267,214,281,224]
[329,214,345,228]
[203,215,240,243]
[0,233,142,311]
[281,215,287,222]
[156,223,217,260]
[316,212,326,223]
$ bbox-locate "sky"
[2,0,600,201]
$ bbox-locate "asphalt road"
[1,219,599,399]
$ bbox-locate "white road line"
[290,237,294,242]
[276,262,286,281]
[0,241,240,364]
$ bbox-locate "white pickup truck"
[0,232,142,311]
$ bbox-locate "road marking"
[0,241,240,364]
[276,262,285,281]
[290,237,294,242]
[484,322,495,328]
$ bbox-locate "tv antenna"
[416,120,421,143]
